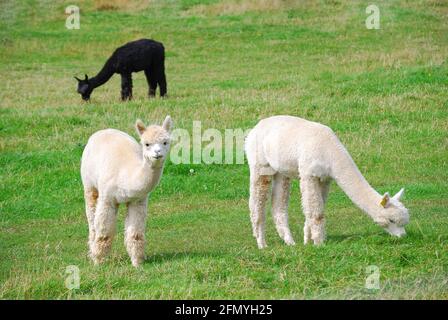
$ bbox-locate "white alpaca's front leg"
[272,173,295,246]
[303,219,312,245]
[249,173,271,249]
[300,176,326,245]
[91,199,118,264]
[125,199,148,267]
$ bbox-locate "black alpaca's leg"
[144,69,157,98]
[120,73,133,101]
[156,61,167,97]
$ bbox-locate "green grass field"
[1,0,447,299]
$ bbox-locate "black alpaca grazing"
[75,39,167,101]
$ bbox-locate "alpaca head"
[375,188,409,237]
[75,74,93,101]
[135,116,173,165]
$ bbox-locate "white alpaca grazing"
[245,115,409,249]
[81,116,173,266]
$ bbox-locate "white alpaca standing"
[245,115,409,249]
[81,116,173,266]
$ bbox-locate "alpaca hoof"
[92,257,104,266]
[90,250,106,265]
[304,234,311,244]
[131,258,144,268]
[284,239,296,246]
[256,239,267,249]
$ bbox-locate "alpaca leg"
[321,179,331,205]
[90,199,118,264]
[300,176,326,245]
[271,173,295,245]
[120,73,133,101]
[156,61,167,97]
[249,174,256,238]
[249,171,271,249]
[144,69,157,97]
[84,187,98,256]
[124,199,147,267]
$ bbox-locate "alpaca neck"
[89,58,115,89]
[133,156,164,193]
[331,143,382,219]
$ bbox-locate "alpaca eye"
[388,219,395,224]
[163,141,167,145]
[145,143,150,147]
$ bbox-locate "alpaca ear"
[74,76,82,82]
[380,192,390,208]
[392,188,405,201]
[135,119,146,136]
[84,74,89,81]
[162,115,173,133]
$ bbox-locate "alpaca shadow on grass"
[143,251,225,265]
[326,233,373,243]
[326,230,419,244]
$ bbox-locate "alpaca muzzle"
[385,225,406,238]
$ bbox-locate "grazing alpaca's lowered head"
[81,116,173,266]
[75,74,93,101]
[372,188,408,237]
[245,115,409,249]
